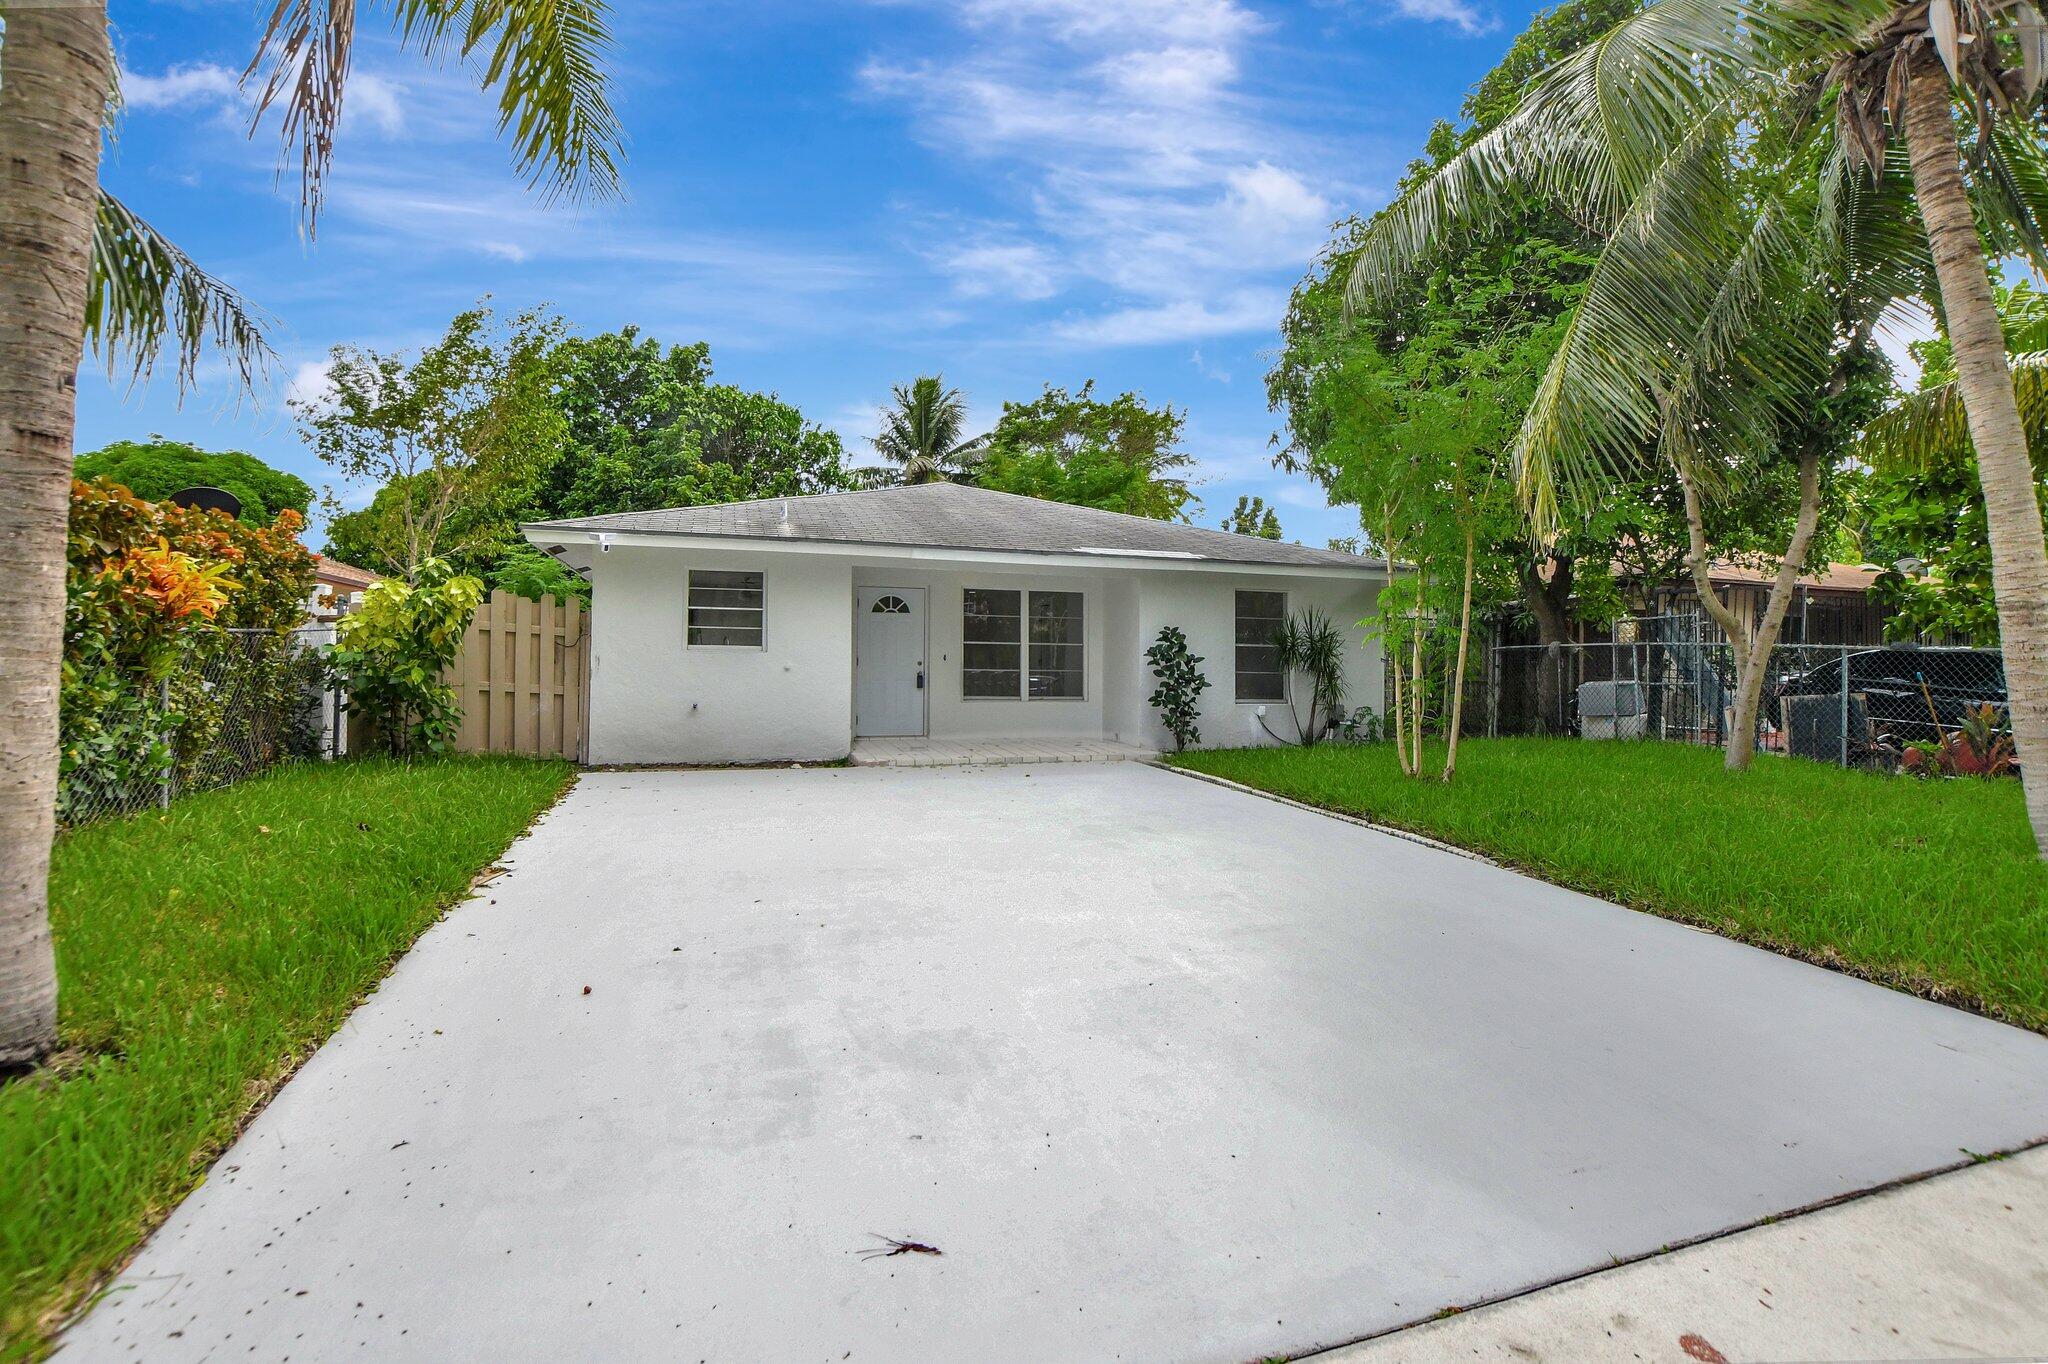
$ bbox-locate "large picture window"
[1235,590,1287,701]
[963,588,1084,699]
[687,569,765,647]
[1027,591,1084,698]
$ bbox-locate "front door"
[854,587,927,737]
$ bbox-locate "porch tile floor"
[849,736,1160,767]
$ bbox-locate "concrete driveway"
[63,764,2048,1363]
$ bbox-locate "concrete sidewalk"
[59,764,2048,1362]
[1319,1145,2048,1363]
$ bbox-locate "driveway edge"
[1300,1142,2048,1363]
[1151,761,1501,867]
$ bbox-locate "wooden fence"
[443,592,589,760]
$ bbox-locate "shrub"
[330,558,485,758]
[1902,703,2018,778]
[1145,625,1210,751]
[60,480,319,821]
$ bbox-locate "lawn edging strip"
[1155,761,1501,866]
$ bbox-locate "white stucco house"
[521,483,1389,765]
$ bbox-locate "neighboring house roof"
[313,555,381,591]
[1681,559,1883,594]
[524,482,1384,572]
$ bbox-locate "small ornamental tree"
[331,558,485,758]
[1145,625,1210,752]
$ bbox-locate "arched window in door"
[871,595,910,614]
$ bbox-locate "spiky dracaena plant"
[0,0,622,1065]
[1270,609,1350,745]
[1348,0,2048,856]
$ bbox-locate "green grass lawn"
[0,756,573,1359]
[1170,738,2048,1033]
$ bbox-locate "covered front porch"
[848,736,1159,767]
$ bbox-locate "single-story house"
[308,555,381,622]
[522,482,1389,765]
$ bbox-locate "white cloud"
[119,62,239,111]
[284,359,335,409]
[479,240,531,264]
[863,0,1339,346]
[938,240,1060,300]
[345,72,407,138]
[120,60,406,138]
[1051,290,1285,346]
[1190,349,1231,383]
[1388,0,1495,35]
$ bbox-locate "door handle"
[916,669,925,689]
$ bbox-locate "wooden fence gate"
[444,592,589,760]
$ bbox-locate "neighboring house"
[522,483,1388,765]
[309,555,380,622]
[1631,559,1894,646]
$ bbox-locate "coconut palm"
[859,376,986,486]
[1348,0,2048,855]
[0,0,622,1067]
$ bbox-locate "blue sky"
[89,0,1553,548]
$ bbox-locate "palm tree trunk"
[1442,524,1476,782]
[1903,50,2048,857]
[0,1,110,1066]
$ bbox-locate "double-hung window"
[1234,590,1287,701]
[687,569,765,647]
[962,588,1084,699]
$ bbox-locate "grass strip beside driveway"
[1168,739,2048,1033]
[0,756,573,1359]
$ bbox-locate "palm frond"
[1345,0,1890,315]
[247,0,622,227]
[87,191,276,392]
[1972,115,2048,276]
[1860,350,2048,468]
[1512,109,1825,527]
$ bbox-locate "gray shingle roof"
[524,483,1381,572]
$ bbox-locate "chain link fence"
[59,626,343,829]
[1485,616,2008,770]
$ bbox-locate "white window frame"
[1234,588,1288,703]
[686,568,767,649]
[960,587,1086,702]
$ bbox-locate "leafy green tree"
[305,305,568,582]
[1221,495,1281,539]
[73,440,311,523]
[976,382,1195,520]
[1864,278,2048,642]
[488,542,591,606]
[859,376,985,486]
[1,0,624,1064]
[1271,0,1638,717]
[1344,0,2048,847]
[549,381,850,519]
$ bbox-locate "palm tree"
[0,0,622,1067]
[860,376,986,486]
[1348,0,2048,855]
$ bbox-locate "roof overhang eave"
[520,524,1388,579]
